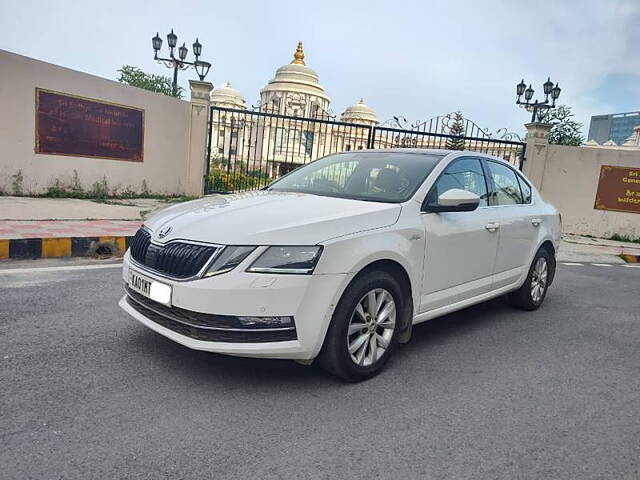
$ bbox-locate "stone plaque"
[35,88,144,162]
[594,165,640,214]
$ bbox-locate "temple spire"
[291,41,306,65]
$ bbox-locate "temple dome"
[260,42,330,113]
[210,81,246,109]
[341,99,378,125]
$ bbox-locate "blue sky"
[2,0,639,137]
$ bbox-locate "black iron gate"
[205,107,526,194]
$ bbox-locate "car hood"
[144,191,402,245]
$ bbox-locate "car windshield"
[266,152,444,203]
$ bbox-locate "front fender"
[315,224,424,318]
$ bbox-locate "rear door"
[484,160,540,289]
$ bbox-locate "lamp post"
[515,77,561,122]
[152,29,211,96]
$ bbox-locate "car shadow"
[399,296,514,353]
[124,322,333,387]
[122,295,516,386]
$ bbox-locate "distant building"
[588,111,640,145]
[208,42,381,178]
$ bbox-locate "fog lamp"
[236,316,294,328]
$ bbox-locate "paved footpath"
[0,196,166,221]
[0,196,160,259]
[0,219,141,240]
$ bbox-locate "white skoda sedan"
[120,149,561,381]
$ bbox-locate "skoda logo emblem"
[158,226,172,239]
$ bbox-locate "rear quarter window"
[516,174,532,204]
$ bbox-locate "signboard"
[594,165,640,214]
[35,88,144,162]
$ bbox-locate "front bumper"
[119,252,352,360]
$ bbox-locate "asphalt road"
[1,261,639,479]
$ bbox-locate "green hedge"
[208,167,271,193]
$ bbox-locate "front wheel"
[508,248,553,310]
[319,270,403,382]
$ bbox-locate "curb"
[620,254,640,264]
[0,236,132,260]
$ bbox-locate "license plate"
[128,269,172,306]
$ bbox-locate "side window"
[486,161,523,205]
[429,158,489,206]
[516,174,532,204]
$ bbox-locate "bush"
[609,233,640,244]
[89,176,109,199]
[247,169,272,182]
[11,169,24,195]
[70,170,83,195]
[45,180,69,198]
[119,185,139,199]
[208,167,270,193]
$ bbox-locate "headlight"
[247,246,322,274]
[204,246,256,277]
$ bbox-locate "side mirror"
[423,188,480,213]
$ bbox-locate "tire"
[319,269,404,382]
[508,247,553,311]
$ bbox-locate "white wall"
[524,131,640,238]
[0,50,191,195]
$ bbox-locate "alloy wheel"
[530,257,548,303]
[346,288,396,367]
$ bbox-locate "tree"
[117,65,184,99]
[544,105,584,146]
[446,111,466,150]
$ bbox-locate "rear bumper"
[119,253,352,360]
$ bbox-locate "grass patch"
[1,170,196,203]
[608,233,640,244]
[33,172,196,203]
[87,194,196,204]
[36,190,196,203]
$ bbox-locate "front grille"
[125,288,297,343]
[129,227,218,279]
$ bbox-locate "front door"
[420,157,499,313]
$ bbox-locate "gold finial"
[291,41,305,65]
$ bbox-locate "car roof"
[333,148,447,156]
[331,148,511,164]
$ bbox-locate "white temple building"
[208,42,380,179]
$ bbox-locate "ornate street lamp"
[194,60,211,81]
[152,29,211,95]
[515,76,561,122]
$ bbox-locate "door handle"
[485,222,500,232]
[531,218,541,227]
